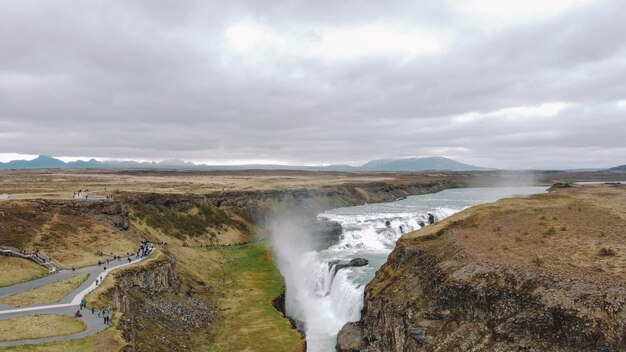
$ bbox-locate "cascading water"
[271,186,546,352]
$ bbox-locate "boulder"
[336,322,365,352]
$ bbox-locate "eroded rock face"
[336,322,366,352]
[103,253,214,352]
[342,234,626,352]
[107,253,180,314]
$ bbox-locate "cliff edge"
[339,184,626,352]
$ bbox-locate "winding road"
[0,253,151,348]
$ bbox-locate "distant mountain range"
[609,165,626,172]
[0,155,489,172]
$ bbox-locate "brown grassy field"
[0,169,445,200]
[0,257,48,287]
[0,327,125,352]
[0,315,86,342]
[1,169,624,201]
[0,200,141,268]
[407,183,626,284]
[0,274,89,307]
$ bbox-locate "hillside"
[338,184,626,352]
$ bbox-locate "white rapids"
[272,186,546,352]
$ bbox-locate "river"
[274,186,547,352]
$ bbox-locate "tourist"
[91,307,95,314]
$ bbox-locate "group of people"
[75,301,113,325]
[136,240,153,259]
[72,188,113,200]
[95,241,154,268]
[72,189,90,199]
[95,307,113,325]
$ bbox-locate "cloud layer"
[0,0,625,168]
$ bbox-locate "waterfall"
[270,187,547,352]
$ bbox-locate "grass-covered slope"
[208,244,304,352]
[0,257,48,287]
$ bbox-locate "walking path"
[0,251,154,348]
[0,246,63,273]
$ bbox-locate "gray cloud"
[0,0,625,168]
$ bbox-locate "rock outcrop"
[348,238,626,351]
[336,322,366,352]
[106,252,180,313]
[102,252,214,352]
[330,258,369,272]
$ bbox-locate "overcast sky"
[0,0,625,169]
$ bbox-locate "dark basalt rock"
[548,182,573,192]
[330,258,369,272]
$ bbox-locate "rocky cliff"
[338,187,626,352]
[101,252,214,352]
[120,180,455,224]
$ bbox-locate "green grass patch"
[209,243,304,352]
